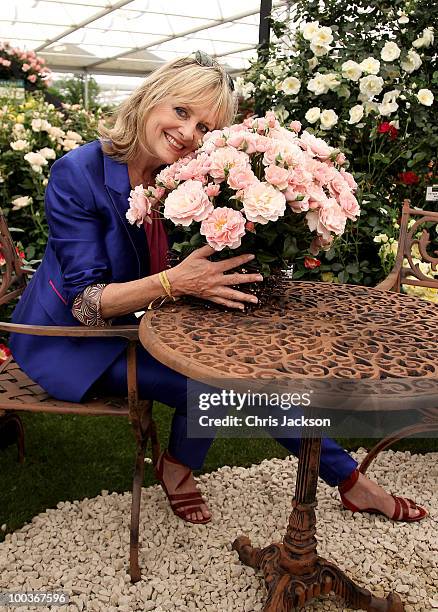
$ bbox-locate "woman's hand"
[166,245,263,310]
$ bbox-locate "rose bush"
[0,95,101,261]
[238,0,437,285]
[0,42,51,91]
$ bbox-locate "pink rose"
[163,180,214,226]
[22,63,31,72]
[327,174,349,196]
[336,152,346,165]
[200,207,246,250]
[227,166,257,190]
[312,162,338,186]
[204,183,220,197]
[242,182,286,225]
[255,135,270,152]
[299,131,333,160]
[209,146,248,180]
[338,189,361,220]
[175,152,211,182]
[289,121,302,133]
[263,140,304,168]
[286,192,310,212]
[288,165,313,188]
[265,165,290,190]
[156,165,179,190]
[146,185,166,203]
[306,199,347,241]
[227,131,258,154]
[265,111,279,128]
[27,74,37,83]
[340,169,358,190]
[126,185,152,227]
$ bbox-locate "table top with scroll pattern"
[139,282,438,383]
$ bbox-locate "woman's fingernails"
[247,254,255,260]
[257,275,263,281]
[251,297,258,303]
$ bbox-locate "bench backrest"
[388,200,438,293]
[0,210,29,306]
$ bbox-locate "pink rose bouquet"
[127,111,360,277]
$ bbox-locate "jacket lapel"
[103,152,149,278]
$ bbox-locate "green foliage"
[241,0,438,285]
[48,75,101,110]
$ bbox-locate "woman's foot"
[155,450,211,524]
[339,469,427,522]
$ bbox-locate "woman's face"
[142,97,217,165]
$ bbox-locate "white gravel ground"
[0,449,437,612]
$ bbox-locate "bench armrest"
[0,321,139,341]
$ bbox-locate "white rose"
[10,139,30,151]
[359,74,384,99]
[242,82,255,100]
[382,89,400,103]
[305,107,321,124]
[31,118,51,132]
[63,139,80,151]
[341,60,362,81]
[11,196,32,211]
[47,126,65,140]
[301,21,320,41]
[414,27,434,48]
[280,76,301,95]
[320,109,338,130]
[308,73,330,95]
[12,123,25,134]
[307,57,319,70]
[359,57,380,75]
[400,49,422,73]
[348,105,364,124]
[373,233,389,244]
[311,26,333,46]
[270,63,284,78]
[235,78,255,101]
[416,88,434,106]
[322,73,341,90]
[65,130,83,142]
[380,41,401,62]
[398,14,409,24]
[24,152,48,168]
[310,43,331,57]
[378,101,398,116]
[413,36,426,48]
[38,147,56,160]
[423,27,434,45]
[390,119,399,129]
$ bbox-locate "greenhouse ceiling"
[1,0,288,77]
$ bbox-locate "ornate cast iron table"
[139,282,438,612]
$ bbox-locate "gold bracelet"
[158,270,176,301]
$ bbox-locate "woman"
[10,54,426,525]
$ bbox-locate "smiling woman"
[9,52,264,526]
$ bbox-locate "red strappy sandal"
[339,468,428,523]
[154,449,211,525]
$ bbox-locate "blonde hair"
[99,55,237,162]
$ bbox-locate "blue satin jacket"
[10,140,150,402]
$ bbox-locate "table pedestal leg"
[232,438,404,612]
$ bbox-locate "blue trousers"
[92,345,357,487]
